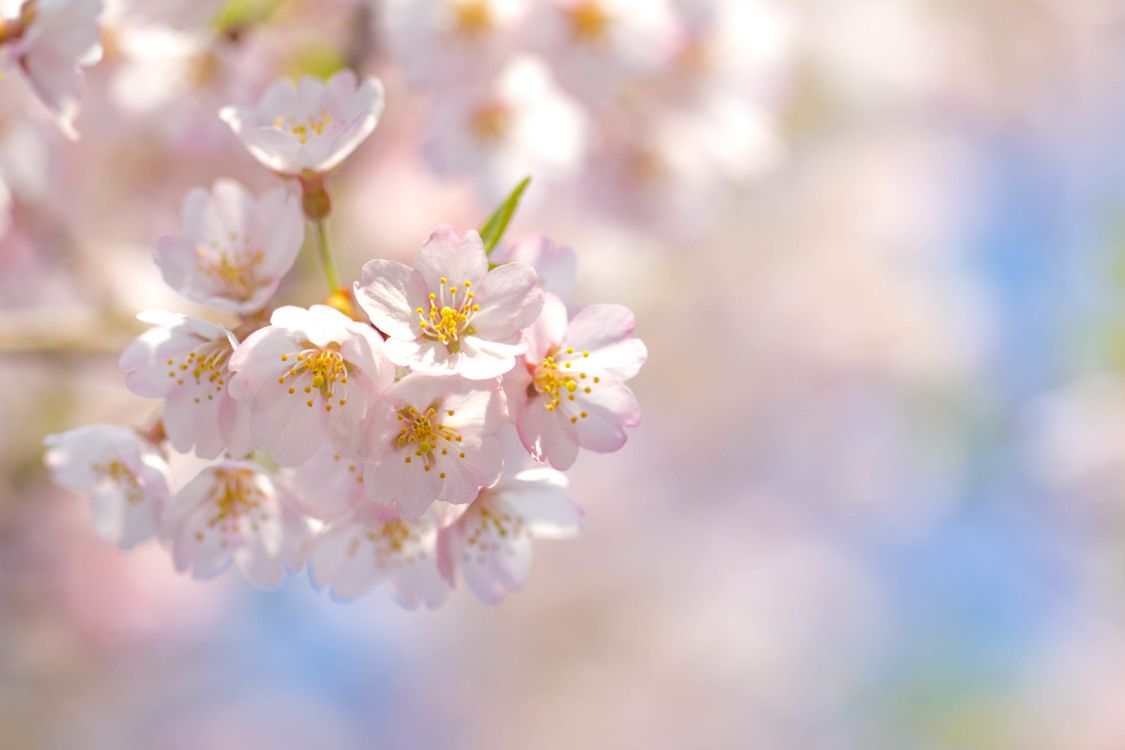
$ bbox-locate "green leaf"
[479,177,531,256]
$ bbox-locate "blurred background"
[4,0,1125,747]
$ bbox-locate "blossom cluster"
[42,68,646,608]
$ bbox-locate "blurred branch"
[0,309,139,356]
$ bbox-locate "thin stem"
[315,219,341,293]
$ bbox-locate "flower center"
[278,343,351,412]
[532,346,596,424]
[347,518,430,569]
[394,404,466,477]
[460,498,527,563]
[273,111,334,144]
[196,233,265,301]
[470,102,510,142]
[166,339,232,404]
[204,468,266,536]
[568,1,609,42]
[415,277,480,351]
[453,0,492,36]
[91,459,143,504]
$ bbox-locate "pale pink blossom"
[531,0,677,107]
[118,311,250,460]
[228,304,395,467]
[154,179,304,315]
[505,293,645,469]
[219,69,385,176]
[164,461,310,588]
[423,57,588,199]
[357,373,506,518]
[437,465,581,604]
[309,503,449,608]
[43,425,171,549]
[382,0,528,89]
[355,225,543,380]
[491,234,578,296]
[1,0,103,139]
[286,442,367,522]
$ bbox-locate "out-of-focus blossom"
[220,70,385,176]
[438,465,581,604]
[164,460,309,588]
[491,234,578,296]
[506,293,645,469]
[228,304,395,467]
[382,0,528,89]
[422,57,588,198]
[285,441,367,521]
[308,503,449,608]
[118,311,250,460]
[530,0,677,107]
[356,225,543,380]
[0,0,103,138]
[154,179,304,314]
[43,425,171,549]
[357,373,505,518]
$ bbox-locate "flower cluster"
[43,71,646,608]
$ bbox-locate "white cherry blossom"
[154,179,304,315]
[164,461,310,588]
[43,425,171,549]
[228,305,395,467]
[357,373,506,519]
[355,225,543,380]
[220,69,385,176]
[118,311,250,460]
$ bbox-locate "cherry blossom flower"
[164,461,310,588]
[505,293,645,469]
[43,425,171,549]
[355,225,543,380]
[0,0,104,139]
[422,57,588,199]
[357,373,506,518]
[154,179,304,315]
[227,304,395,467]
[219,69,385,176]
[308,503,449,608]
[118,311,250,461]
[286,442,368,522]
[531,0,677,107]
[382,0,528,89]
[491,234,578,296]
[437,465,581,604]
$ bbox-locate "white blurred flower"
[43,425,171,549]
[164,461,310,588]
[0,0,103,139]
[382,0,528,89]
[220,70,386,176]
[491,234,578,297]
[422,57,588,199]
[309,503,450,608]
[154,179,304,315]
[437,465,581,604]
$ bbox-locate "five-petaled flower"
[356,225,543,380]
[164,461,310,588]
[505,292,646,469]
[43,425,171,549]
[118,311,251,460]
[0,0,103,139]
[154,179,304,315]
[309,503,450,609]
[437,464,581,604]
[220,70,385,177]
[357,373,506,518]
[228,304,395,467]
